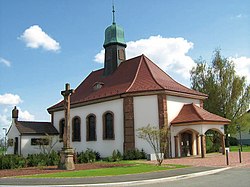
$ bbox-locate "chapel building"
[7,9,230,158]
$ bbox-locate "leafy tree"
[235,110,250,132]
[190,50,250,144]
[137,124,168,166]
[37,134,59,154]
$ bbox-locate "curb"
[5,167,229,187]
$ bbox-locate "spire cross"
[112,3,115,24]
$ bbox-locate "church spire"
[103,4,127,76]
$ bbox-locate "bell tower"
[103,5,126,76]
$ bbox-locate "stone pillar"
[59,83,75,170]
[192,133,196,155]
[179,134,183,157]
[221,134,226,155]
[123,97,135,153]
[157,94,168,129]
[200,134,206,158]
[196,135,200,155]
[157,94,169,157]
[174,136,179,157]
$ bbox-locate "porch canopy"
[171,103,230,158]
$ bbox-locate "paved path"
[157,152,250,168]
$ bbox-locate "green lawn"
[21,161,187,178]
[230,146,250,152]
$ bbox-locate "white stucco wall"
[6,121,20,155]
[20,135,60,157]
[53,99,124,157]
[134,95,159,155]
[167,96,200,126]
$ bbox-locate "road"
[134,168,250,187]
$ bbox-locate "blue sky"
[0,0,250,138]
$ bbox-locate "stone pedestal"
[59,148,75,170]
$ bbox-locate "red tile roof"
[171,103,230,125]
[48,55,207,112]
[16,121,59,135]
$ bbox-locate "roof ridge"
[142,55,165,89]
[18,121,51,124]
[190,103,204,121]
[193,104,230,121]
[125,55,144,92]
[143,55,207,97]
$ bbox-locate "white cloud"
[19,25,60,52]
[0,93,23,105]
[94,35,195,82]
[18,109,35,121]
[230,56,250,84]
[0,114,10,128]
[0,57,11,67]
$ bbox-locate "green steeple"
[103,5,126,48]
[103,23,126,47]
[103,5,127,76]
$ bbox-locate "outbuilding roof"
[171,103,230,125]
[48,54,207,112]
[16,121,59,135]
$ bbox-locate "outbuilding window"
[103,111,115,140]
[86,114,96,141]
[72,116,81,142]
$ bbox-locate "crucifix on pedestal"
[58,83,75,170]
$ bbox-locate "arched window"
[59,119,65,142]
[72,116,81,142]
[103,111,115,140]
[86,114,96,141]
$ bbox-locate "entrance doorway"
[180,131,192,157]
[205,129,224,153]
[14,137,18,155]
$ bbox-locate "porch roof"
[171,103,230,126]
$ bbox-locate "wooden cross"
[61,83,74,149]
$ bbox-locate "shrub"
[48,150,60,166]
[229,137,238,146]
[77,148,97,163]
[27,152,59,167]
[0,155,27,169]
[123,149,147,160]
[108,150,122,162]
[95,151,101,161]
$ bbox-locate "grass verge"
[20,161,187,178]
[230,145,250,152]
